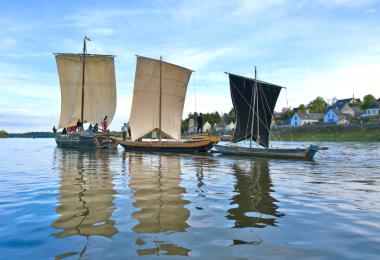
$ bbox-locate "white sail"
[129,56,192,141]
[55,54,116,128]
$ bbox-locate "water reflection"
[52,149,118,238]
[128,153,190,256]
[228,159,284,228]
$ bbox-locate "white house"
[203,122,212,132]
[225,121,235,132]
[291,112,323,126]
[188,118,196,133]
[361,101,380,118]
[323,98,354,124]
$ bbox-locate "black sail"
[229,73,282,148]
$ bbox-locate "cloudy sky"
[1,0,380,132]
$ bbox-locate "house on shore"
[359,100,380,119]
[203,122,212,132]
[225,121,235,133]
[290,111,323,126]
[323,98,355,124]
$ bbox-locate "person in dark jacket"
[197,113,203,134]
[76,119,83,131]
[93,123,99,133]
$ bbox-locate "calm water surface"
[0,139,379,259]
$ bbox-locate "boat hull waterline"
[214,144,318,160]
[55,132,111,149]
[118,138,219,153]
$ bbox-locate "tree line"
[182,94,379,130]
[182,108,235,131]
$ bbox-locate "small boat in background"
[214,68,319,160]
[117,56,219,153]
[54,37,117,149]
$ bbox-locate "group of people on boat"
[53,116,110,135]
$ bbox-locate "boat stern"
[306,144,319,160]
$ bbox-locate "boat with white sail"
[54,37,117,149]
[117,56,219,152]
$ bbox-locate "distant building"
[188,118,196,133]
[213,123,224,132]
[323,98,354,124]
[359,100,380,119]
[203,122,212,132]
[290,111,323,126]
[225,121,235,133]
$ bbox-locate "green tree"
[360,94,376,110]
[0,130,9,138]
[307,96,327,113]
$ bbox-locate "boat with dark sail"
[214,68,318,160]
[54,37,117,149]
[117,56,219,153]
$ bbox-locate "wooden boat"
[54,37,117,149]
[215,144,318,160]
[214,68,320,160]
[117,56,219,153]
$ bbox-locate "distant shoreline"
[2,123,380,142]
[271,123,380,142]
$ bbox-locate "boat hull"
[118,138,218,153]
[55,132,110,149]
[214,144,318,160]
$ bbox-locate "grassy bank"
[271,123,380,142]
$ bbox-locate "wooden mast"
[81,36,90,125]
[255,67,260,146]
[159,56,162,142]
[249,66,257,148]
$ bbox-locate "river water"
[0,139,379,259]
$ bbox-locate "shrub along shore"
[271,123,380,142]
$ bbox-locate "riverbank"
[271,123,380,142]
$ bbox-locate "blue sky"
[1,0,380,132]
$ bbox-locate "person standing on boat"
[93,123,99,133]
[197,113,203,134]
[52,126,57,133]
[121,123,127,141]
[76,119,83,131]
[102,116,109,134]
[88,124,93,132]
[62,128,67,134]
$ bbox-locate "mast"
[159,56,162,141]
[81,36,91,124]
[255,67,260,146]
[249,67,256,148]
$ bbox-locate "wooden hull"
[214,144,318,160]
[55,132,110,149]
[118,137,219,153]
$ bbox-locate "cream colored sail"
[55,54,116,128]
[129,56,192,141]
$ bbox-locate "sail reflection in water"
[228,159,284,228]
[52,150,118,238]
[128,153,190,256]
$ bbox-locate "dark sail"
[228,73,282,147]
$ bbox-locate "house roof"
[351,106,363,115]
[332,108,354,119]
[368,101,380,109]
[325,98,353,114]
[293,112,323,120]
